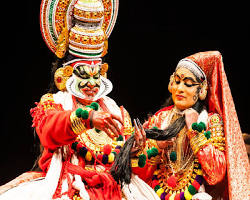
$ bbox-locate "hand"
[142,121,149,129]
[91,111,123,138]
[131,119,146,156]
[184,108,199,129]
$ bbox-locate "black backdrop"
[1,1,249,185]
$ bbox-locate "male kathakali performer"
[112,51,250,200]
[0,0,160,199]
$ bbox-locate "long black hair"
[110,73,206,186]
[146,98,204,141]
[31,53,77,171]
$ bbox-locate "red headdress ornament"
[183,51,249,199]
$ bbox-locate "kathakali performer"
[0,0,159,199]
[112,51,250,200]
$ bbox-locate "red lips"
[81,87,99,97]
[176,94,185,100]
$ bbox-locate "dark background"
[1,1,249,185]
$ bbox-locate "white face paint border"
[66,75,113,101]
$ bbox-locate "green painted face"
[73,64,101,100]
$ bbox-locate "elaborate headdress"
[40,0,119,58]
[177,51,249,199]
[40,0,119,98]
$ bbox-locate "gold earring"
[199,80,208,100]
[193,94,198,101]
[54,65,73,91]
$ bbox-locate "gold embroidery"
[40,93,54,103]
[209,114,225,151]
[39,93,62,111]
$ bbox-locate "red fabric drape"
[67,162,121,200]
[186,51,250,199]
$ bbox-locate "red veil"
[186,51,250,199]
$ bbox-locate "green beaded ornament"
[81,110,89,119]
[138,154,146,168]
[192,122,198,131]
[75,108,83,118]
[170,151,177,162]
[150,147,159,157]
[196,123,203,132]
[146,149,152,159]
[117,135,123,141]
[199,122,206,131]
[188,185,197,195]
[204,131,211,139]
[154,185,160,192]
[90,102,99,111]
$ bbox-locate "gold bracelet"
[190,134,202,147]
[193,139,209,155]
[191,135,207,154]
[70,112,87,135]
[190,132,208,155]
[147,155,161,166]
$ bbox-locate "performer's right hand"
[91,111,123,138]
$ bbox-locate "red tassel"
[113,149,120,154]
[167,175,177,188]
[174,193,181,200]
[165,193,171,200]
[192,180,200,191]
[97,154,103,161]
[151,180,159,188]
[103,144,112,155]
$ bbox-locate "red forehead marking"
[181,74,184,78]
[70,60,102,69]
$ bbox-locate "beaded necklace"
[151,158,203,200]
[148,109,204,200]
[71,136,123,166]
[71,101,124,166]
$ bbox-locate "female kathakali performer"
[111,51,250,200]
